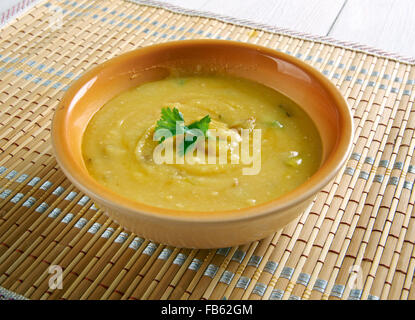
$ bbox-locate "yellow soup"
[82,75,322,211]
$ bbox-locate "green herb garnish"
[270,120,284,128]
[155,107,211,154]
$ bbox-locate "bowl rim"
[51,39,354,225]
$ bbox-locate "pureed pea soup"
[82,75,322,212]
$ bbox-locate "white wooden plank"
[157,0,346,36]
[329,0,415,57]
[0,0,19,15]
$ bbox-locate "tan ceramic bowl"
[51,40,353,248]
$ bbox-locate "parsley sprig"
[155,107,211,154]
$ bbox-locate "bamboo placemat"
[0,0,414,301]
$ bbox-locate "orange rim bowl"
[51,40,353,248]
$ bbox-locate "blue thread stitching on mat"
[0,1,414,93]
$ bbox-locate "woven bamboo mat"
[0,0,414,301]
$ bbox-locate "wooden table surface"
[158,0,415,58]
[1,0,414,58]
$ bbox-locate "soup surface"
[82,75,322,211]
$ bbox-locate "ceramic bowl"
[51,40,353,248]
